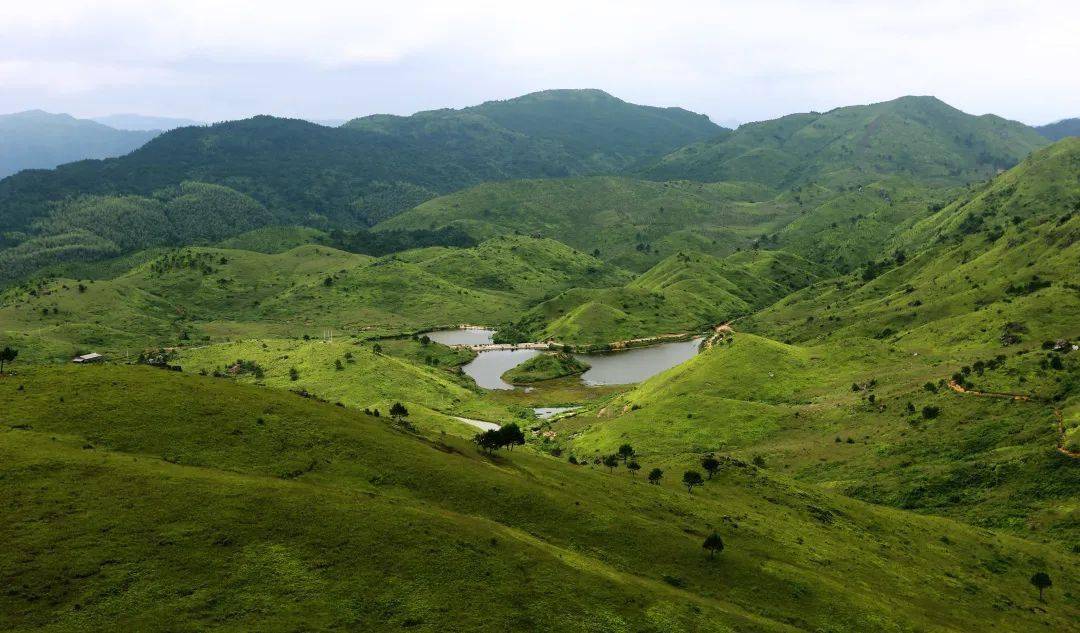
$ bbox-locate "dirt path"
[946,380,1078,459]
[702,322,734,349]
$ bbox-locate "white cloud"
[0,0,1077,123]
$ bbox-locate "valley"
[0,89,1076,632]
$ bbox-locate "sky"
[1,0,1078,126]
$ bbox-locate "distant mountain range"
[90,113,204,131]
[0,110,160,179]
[0,90,1060,286]
[0,90,726,239]
[1034,117,1080,141]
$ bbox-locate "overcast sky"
[2,0,1078,126]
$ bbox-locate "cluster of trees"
[473,423,526,454]
[593,446,734,494]
[325,226,477,256]
[0,346,17,373]
[0,183,274,285]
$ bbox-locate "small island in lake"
[501,352,590,384]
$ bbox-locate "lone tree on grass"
[701,454,720,479]
[702,532,725,558]
[389,402,409,419]
[0,346,16,374]
[602,454,619,473]
[617,443,636,463]
[682,470,704,493]
[1030,572,1052,601]
[473,423,526,455]
[627,460,641,477]
[647,468,663,485]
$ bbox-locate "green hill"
[641,96,1048,187]
[560,332,1080,544]
[0,110,158,178]
[741,138,1080,352]
[0,182,276,284]
[0,90,722,244]
[0,236,625,360]
[500,250,826,346]
[2,365,1076,631]
[376,176,793,271]
[565,142,1080,542]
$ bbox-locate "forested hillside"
[641,96,1047,187]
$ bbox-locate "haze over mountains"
[89,113,204,132]
[0,110,160,179]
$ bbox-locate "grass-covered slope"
[642,95,1048,187]
[742,138,1080,351]
[174,337,512,433]
[560,333,1080,544]
[2,365,1077,631]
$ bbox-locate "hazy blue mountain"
[91,113,204,131]
[0,110,159,178]
[1035,117,1080,141]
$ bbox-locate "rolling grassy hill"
[498,250,826,346]
[641,96,1048,188]
[741,138,1080,352]
[556,332,1079,545]
[1,365,1076,631]
[558,142,1080,543]
[0,236,626,360]
[174,337,516,434]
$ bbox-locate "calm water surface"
[455,334,704,389]
[575,338,703,386]
[461,349,541,390]
[533,406,581,419]
[425,328,496,346]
